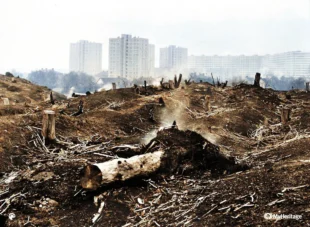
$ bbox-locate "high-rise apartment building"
[189,51,310,78]
[69,40,102,75]
[160,45,188,71]
[109,34,155,79]
[148,44,155,77]
[263,51,310,77]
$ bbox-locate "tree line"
[27,69,100,95]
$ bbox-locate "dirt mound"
[145,127,248,174]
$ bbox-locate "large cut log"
[42,110,56,142]
[81,127,249,190]
[81,151,164,190]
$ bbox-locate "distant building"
[160,45,188,72]
[189,51,310,79]
[148,44,155,77]
[109,34,155,79]
[69,40,102,75]
[263,51,310,77]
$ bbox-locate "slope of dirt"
[1,79,310,226]
[0,75,66,171]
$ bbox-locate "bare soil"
[1,76,310,226]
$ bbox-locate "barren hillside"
[1,75,310,226]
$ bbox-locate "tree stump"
[42,110,56,142]
[264,117,269,126]
[204,95,211,111]
[306,82,310,92]
[174,74,182,88]
[168,80,174,89]
[254,72,261,87]
[112,83,116,90]
[2,98,9,105]
[50,91,55,105]
[281,108,291,124]
[159,97,165,106]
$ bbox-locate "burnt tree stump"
[174,74,182,88]
[112,83,116,90]
[50,91,55,105]
[159,97,165,106]
[254,72,261,87]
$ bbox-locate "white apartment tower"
[160,45,188,71]
[69,40,102,75]
[109,34,155,79]
[188,51,310,79]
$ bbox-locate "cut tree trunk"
[81,127,249,190]
[204,95,211,111]
[42,110,56,142]
[159,97,165,106]
[144,81,147,91]
[2,98,9,105]
[50,91,55,105]
[112,83,116,90]
[306,82,310,92]
[174,74,182,88]
[185,79,191,85]
[211,73,215,86]
[71,100,84,116]
[81,151,164,190]
[281,107,291,124]
[168,80,174,89]
[254,72,261,87]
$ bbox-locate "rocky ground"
[1,74,310,226]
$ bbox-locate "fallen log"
[81,151,164,190]
[81,127,249,190]
[72,93,86,97]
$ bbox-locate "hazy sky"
[1,0,310,73]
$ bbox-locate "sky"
[0,0,310,73]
